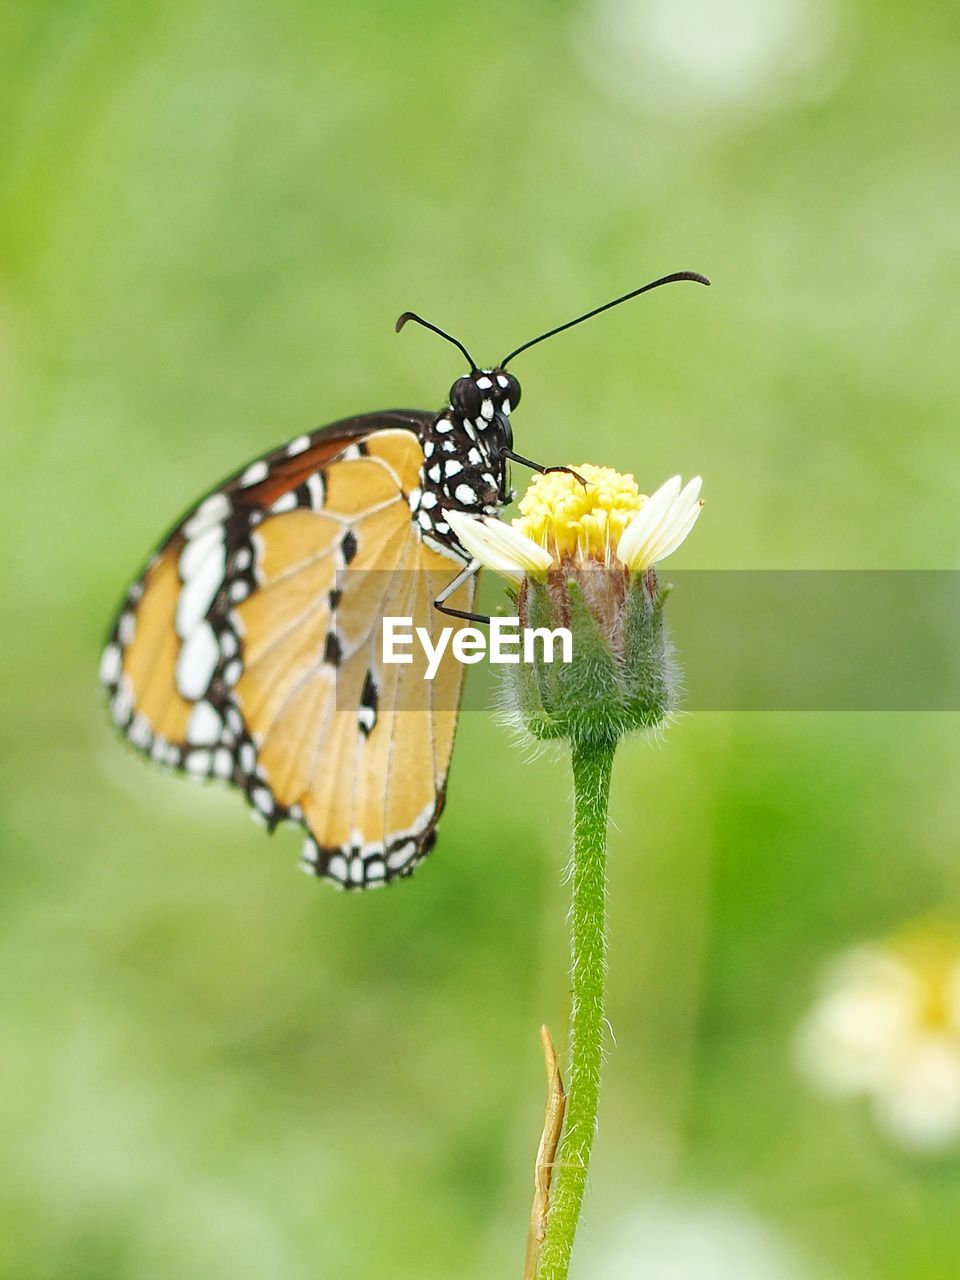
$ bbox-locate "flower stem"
[536,736,615,1280]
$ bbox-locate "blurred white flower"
[573,0,847,119]
[587,1199,810,1280]
[795,932,960,1153]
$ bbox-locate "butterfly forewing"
[101,413,477,888]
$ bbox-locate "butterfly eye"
[450,376,482,419]
[502,373,521,410]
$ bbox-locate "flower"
[444,464,704,747]
[795,928,960,1153]
[444,467,703,580]
[586,1199,809,1280]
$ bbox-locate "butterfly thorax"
[411,367,521,559]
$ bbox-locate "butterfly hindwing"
[101,413,476,888]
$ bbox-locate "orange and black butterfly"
[100,273,708,888]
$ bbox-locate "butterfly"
[100,272,708,889]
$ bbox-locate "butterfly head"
[448,368,521,428]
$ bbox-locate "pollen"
[512,464,645,562]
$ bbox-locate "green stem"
[536,736,615,1280]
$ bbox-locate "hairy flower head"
[445,462,704,747]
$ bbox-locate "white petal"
[617,475,702,570]
[443,509,552,582]
[873,1035,960,1152]
[794,948,921,1097]
[615,475,682,569]
[646,480,704,563]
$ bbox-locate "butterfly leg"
[501,449,587,487]
[433,558,490,625]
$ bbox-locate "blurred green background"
[2,1,960,1276]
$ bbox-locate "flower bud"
[511,561,675,747]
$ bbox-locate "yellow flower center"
[892,930,960,1031]
[512,463,645,562]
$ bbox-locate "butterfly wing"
[101,412,477,888]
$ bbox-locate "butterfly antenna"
[500,271,710,367]
[395,312,478,371]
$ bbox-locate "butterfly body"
[413,367,520,556]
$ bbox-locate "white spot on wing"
[328,853,348,882]
[177,537,226,637]
[306,473,324,510]
[184,493,230,540]
[270,491,298,515]
[180,524,223,580]
[176,622,219,699]
[128,714,152,749]
[100,644,121,686]
[187,700,222,745]
[387,840,417,871]
[111,676,133,724]
[186,749,211,776]
[287,434,311,456]
[252,786,274,815]
[240,460,268,487]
